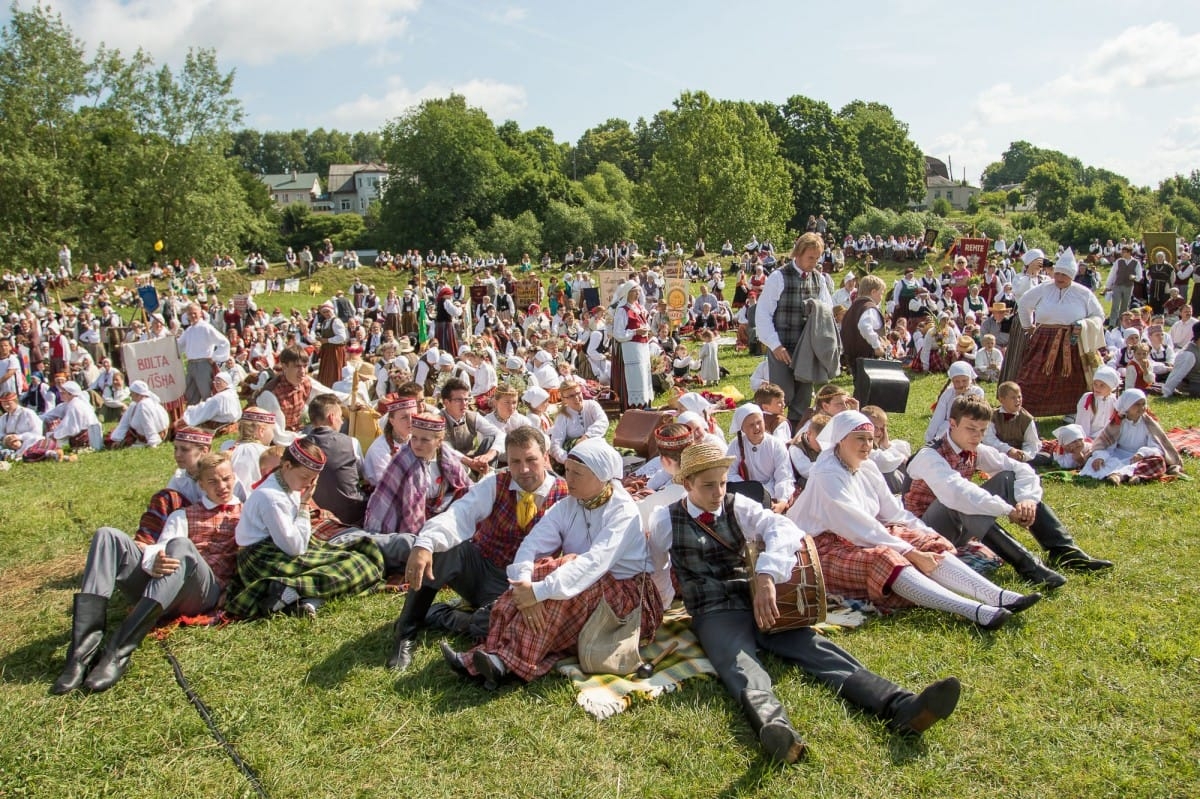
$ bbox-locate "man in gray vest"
[306,394,368,526]
[1162,322,1200,398]
[439,378,502,476]
[754,233,833,425]
[1105,244,1142,328]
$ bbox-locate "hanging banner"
[121,337,185,404]
[1142,232,1177,266]
[283,278,300,293]
[597,270,627,308]
[514,278,543,312]
[137,285,160,313]
[233,294,250,314]
[249,280,266,295]
[956,237,991,273]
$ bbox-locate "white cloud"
[489,7,528,24]
[1060,21,1200,92]
[31,0,420,66]
[328,77,528,130]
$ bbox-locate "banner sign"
[956,237,991,273]
[514,278,543,312]
[665,278,689,325]
[249,280,266,295]
[137,285,160,313]
[1142,232,1176,266]
[233,294,250,314]
[597,270,627,309]
[121,337,185,404]
[283,278,300,293]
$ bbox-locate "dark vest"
[443,410,480,455]
[307,426,367,526]
[667,496,751,616]
[841,296,879,366]
[991,408,1035,451]
[1185,342,1200,391]
[472,472,570,569]
[1112,258,1138,287]
[773,264,819,349]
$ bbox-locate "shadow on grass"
[0,630,69,686]
[305,618,394,688]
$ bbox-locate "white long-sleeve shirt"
[415,472,559,553]
[111,397,170,447]
[726,432,794,501]
[235,473,311,557]
[789,455,933,552]
[141,495,242,574]
[754,261,832,352]
[182,387,241,427]
[508,486,650,602]
[177,320,226,360]
[907,438,1042,518]
[983,414,1041,459]
[548,400,609,463]
[869,439,911,476]
[1018,282,1105,327]
[925,385,985,444]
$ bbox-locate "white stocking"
[891,566,1005,626]
[931,555,1025,607]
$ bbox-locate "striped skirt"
[1016,324,1088,416]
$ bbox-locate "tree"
[638,91,790,246]
[572,118,640,180]
[931,198,953,217]
[1006,189,1023,211]
[765,95,871,231]
[1024,162,1073,219]
[541,200,594,256]
[378,94,513,247]
[838,101,925,210]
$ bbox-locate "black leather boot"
[981,525,1067,589]
[84,598,163,692]
[387,587,436,671]
[424,602,475,636]
[51,594,108,695]
[839,670,960,735]
[1029,503,1113,571]
[740,689,807,763]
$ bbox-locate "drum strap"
[687,495,747,554]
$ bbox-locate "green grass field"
[1,258,1198,798]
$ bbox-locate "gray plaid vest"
[773,263,820,349]
[667,496,752,616]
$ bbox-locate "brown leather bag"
[612,409,668,457]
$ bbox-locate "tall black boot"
[83,598,163,692]
[739,689,807,763]
[839,670,960,735]
[981,525,1067,589]
[424,602,475,637]
[51,593,108,695]
[387,586,436,671]
[1029,503,1114,571]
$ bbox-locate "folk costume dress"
[1078,390,1181,482]
[611,283,653,409]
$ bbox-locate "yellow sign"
[1142,232,1176,266]
[153,240,164,252]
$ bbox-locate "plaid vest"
[903,438,977,518]
[472,472,570,569]
[667,496,751,616]
[183,503,241,588]
[991,408,1035,451]
[773,263,820,348]
[264,375,310,431]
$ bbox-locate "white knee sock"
[891,566,1004,625]
[931,555,1025,607]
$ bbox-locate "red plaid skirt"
[1130,454,1167,482]
[464,554,663,682]
[814,527,954,610]
[1016,325,1088,416]
[21,437,58,462]
[473,387,496,415]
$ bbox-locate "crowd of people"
[8,227,1198,765]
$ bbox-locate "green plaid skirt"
[225,536,384,619]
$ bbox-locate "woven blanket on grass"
[1167,427,1200,458]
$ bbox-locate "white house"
[326,163,388,215]
[258,171,323,209]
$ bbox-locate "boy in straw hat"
[647,442,961,764]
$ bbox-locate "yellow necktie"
[517,491,537,528]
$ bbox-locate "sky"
[9,0,1200,188]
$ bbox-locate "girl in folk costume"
[925,361,986,444]
[105,380,169,449]
[1079,389,1182,485]
[442,439,663,689]
[1075,365,1120,440]
[433,286,463,357]
[226,438,384,619]
[676,391,726,444]
[362,395,417,488]
[397,288,418,337]
[611,282,654,410]
[52,453,244,694]
[522,385,553,433]
[223,407,276,490]
[789,411,1040,630]
[697,328,721,385]
[362,412,470,536]
[1049,424,1091,470]
[726,404,794,513]
[1124,342,1159,394]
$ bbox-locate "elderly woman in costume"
[611,281,654,410]
[42,380,100,450]
[1079,389,1182,485]
[52,452,242,694]
[1011,249,1105,416]
[789,411,1040,630]
[362,394,417,487]
[442,438,663,689]
[433,285,463,356]
[649,442,961,763]
[105,380,170,448]
[362,412,470,536]
[314,302,348,387]
[181,371,241,430]
[225,438,384,619]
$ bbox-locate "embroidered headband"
[287,439,326,472]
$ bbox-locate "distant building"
[326,163,388,215]
[258,171,323,209]
[910,156,980,212]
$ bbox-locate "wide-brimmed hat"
[674,441,736,484]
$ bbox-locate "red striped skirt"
[464,554,663,682]
[1016,324,1088,416]
[814,527,954,610]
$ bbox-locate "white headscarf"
[947,361,976,380]
[822,410,874,450]
[729,403,763,437]
[615,280,640,308]
[1022,248,1046,266]
[567,437,623,483]
[522,386,549,408]
[1053,424,1085,445]
[677,392,714,419]
[1092,366,1120,390]
[1116,388,1147,415]
[1053,248,1078,277]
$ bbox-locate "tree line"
[3,3,1195,271]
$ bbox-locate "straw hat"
[674,441,736,484]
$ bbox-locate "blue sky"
[11,0,1200,187]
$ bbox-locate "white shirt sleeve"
[906,445,1016,518]
[139,508,190,573]
[414,474,499,552]
[754,270,785,352]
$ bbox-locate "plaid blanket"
[555,610,715,720]
[1167,427,1200,458]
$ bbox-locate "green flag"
[417,298,428,345]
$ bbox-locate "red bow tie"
[215,503,238,511]
[696,511,716,526]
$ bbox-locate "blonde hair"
[791,232,825,258]
[858,274,886,296]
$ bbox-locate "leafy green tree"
[931,198,952,217]
[1006,189,1023,211]
[572,118,640,180]
[301,212,365,250]
[482,211,542,259]
[379,94,512,247]
[542,199,594,255]
[765,95,870,230]
[1025,162,1073,219]
[838,101,925,209]
[638,91,790,245]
